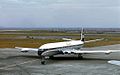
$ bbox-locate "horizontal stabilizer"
[85,38,104,43]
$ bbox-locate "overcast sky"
[0,0,120,28]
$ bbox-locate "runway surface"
[0,44,120,75]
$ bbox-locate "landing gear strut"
[78,54,83,59]
[41,56,46,65]
[49,56,54,59]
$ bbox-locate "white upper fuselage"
[39,40,84,50]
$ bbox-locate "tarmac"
[0,44,120,75]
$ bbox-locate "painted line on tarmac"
[0,59,39,70]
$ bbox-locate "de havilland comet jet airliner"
[15,29,120,64]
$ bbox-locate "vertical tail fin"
[80,28,85,42]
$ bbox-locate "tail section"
[80,28,85,42]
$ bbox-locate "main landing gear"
[78,54,83,59]
[41,54,83,65]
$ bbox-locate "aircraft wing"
[85,38,104,43]
[62,50,120,54]
[108,60,120,66]
[15,47,38,52]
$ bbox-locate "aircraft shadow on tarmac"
[7,55,120,61]
[2,55,40,59]
[49,57,117,61]
[3,54,120,65]
[3,55,120,65]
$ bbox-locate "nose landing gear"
[41,56,46,65]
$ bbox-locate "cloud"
[8,0,19,2]
[7,0,25,3]
[1,0,120,7]
[0,0,119,28]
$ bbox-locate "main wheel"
[79,56,83,59]
[41,60,46,65]
[78,54,83,59]
[49,56,54,59]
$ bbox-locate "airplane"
[15,28,120,65]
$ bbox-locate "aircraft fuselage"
[38,40,84,56]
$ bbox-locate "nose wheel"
[41,56,46,65]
